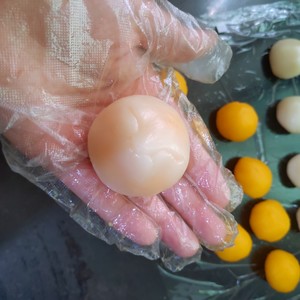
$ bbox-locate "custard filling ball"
[269,38,300,79]
[297,207,300,230]
[276,96,300,133]
[287,154,300,188]
[88,95,190,197]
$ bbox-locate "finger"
[135,0,231,84]
[131,195,200,258]
[185,108,243,211]
[163,96,236,211]
[187,128,232,210]
[60,160,159,246]
[162,177,237,250]
[135,1,213,63]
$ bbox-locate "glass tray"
[159,1,300,299]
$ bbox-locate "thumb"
[139,0,232,83]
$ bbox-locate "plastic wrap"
[159,0,300,297]
[0,0,242,271]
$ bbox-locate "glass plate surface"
[159,1,300,299]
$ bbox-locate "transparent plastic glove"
[0,0,242,271]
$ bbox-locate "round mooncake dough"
[276,96,300,133]
[88,95,190,197]
[269,38,300,79]
[287,154,300,187]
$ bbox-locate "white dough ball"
[287,154,300,187]
[269,38,300,79]
[296,207,300,230]
[88,95,190,197]
[276,96,300,133]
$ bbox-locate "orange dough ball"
[249,199,290,242]
[88,95,190,197]
[265,249,300,293]
[174,70,188,95]
[216,101,259,142]
[234,157,272,199]
[215,224,252,262]
[161,69,188,95]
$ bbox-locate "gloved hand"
[0,0,242,271]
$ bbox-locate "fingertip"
[141,1,206,63]
[200,208,238,250]
[162,214,201,258]
[162,177,238,250]
[173,32,232,83]
[222,168,244,212]
[131,195,200,257]
[144,1,232,83]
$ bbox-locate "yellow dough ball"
[249,199,290,242]
[215,224,252,262]
[174,70,188,95]
[160,69,188,95]
[234,157,272,199]
[265,249,300,293]
[88,95,190,197]
[216,102,258,142]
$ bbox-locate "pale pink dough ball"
[88,95,190,197]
